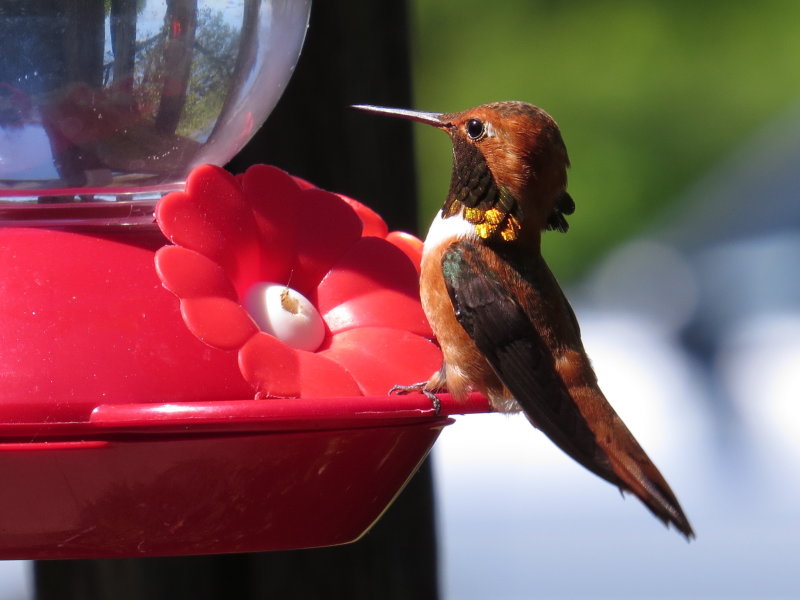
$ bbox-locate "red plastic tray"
[0,393,487,559]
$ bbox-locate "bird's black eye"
[466,118,484,140]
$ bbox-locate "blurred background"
[4,1,799,598]
[416,1,800,598]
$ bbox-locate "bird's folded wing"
[440,241,618,484]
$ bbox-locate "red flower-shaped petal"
[320,327,441,396]
[157,167,266,298]
[336,193,390,238]
[291,189,364,298]
[240,165,302,285]
[385,231,425,273]
[155,164,441,399]
[155,246,238,300]
[317,237,431,337]
[239,333,362,398]
[180,297,259,350]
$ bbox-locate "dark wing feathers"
[546,191,575,233]
[441,242,621,485]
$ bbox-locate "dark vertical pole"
[225,0,421,233]
[35,1,439,599]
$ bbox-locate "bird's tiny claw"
[389,382,427,395]
[423,390,442,416]
[388,383,442,416]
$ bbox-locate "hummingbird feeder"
[0,1,490,560]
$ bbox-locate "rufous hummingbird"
[354,101,694,539]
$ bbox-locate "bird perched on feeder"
[354,101,694,539]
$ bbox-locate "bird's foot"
[389,382,442,416]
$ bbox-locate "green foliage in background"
[410,0,800,281]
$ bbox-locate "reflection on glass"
[0,0,309,209]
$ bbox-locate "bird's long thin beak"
[352,104,445,128]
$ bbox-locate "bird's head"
[354,101,575,244]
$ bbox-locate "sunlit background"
[2,1,799,598]
[417,1,800,599]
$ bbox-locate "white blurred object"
[587,240,699,335]
[717,312,800,492]
[0,561,32,600]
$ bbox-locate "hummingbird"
[354,101,694,539]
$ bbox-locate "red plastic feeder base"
[0,394,488,560]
